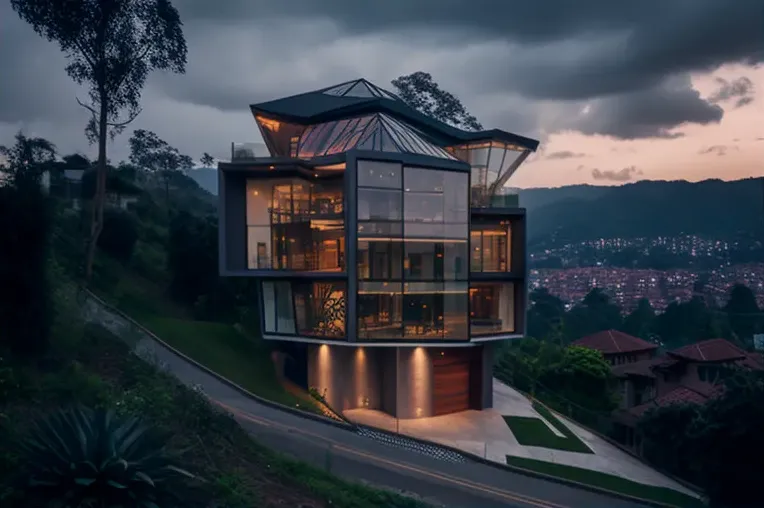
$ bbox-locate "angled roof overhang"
[250,80,540,153]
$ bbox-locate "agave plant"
[17,406,195,508]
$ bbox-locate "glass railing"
[231,142,264,161]
[471,186,520,208]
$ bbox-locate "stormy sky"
[0,0,762,188]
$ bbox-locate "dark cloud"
[709,77,755,108]
[545,151,587,160]
[176,0,763,99]
[698,145,739,156]
[570,77,723,139]
[591,165,642,182]
[0,0,760,162]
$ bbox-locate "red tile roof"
[669,338,747,363]
[572,329,658,355]
[742,352,764,370]
[628,386,711,417]
[611,357,666,378]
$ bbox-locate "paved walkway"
[346,379,698,498]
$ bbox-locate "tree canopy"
[391,71,483,131]
[527,286,749,349]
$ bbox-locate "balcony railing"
[471,186,520,208]
[231,142,267,161]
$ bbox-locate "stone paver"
[345,380,699,498]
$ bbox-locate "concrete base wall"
[307,344,492,419]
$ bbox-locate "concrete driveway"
[345,378,698,498]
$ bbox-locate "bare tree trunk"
[85,96,109,283]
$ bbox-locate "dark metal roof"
[250,79,540,151]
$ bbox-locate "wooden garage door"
[432,351,471,416]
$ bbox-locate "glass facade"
[247,179,345,271]
[262,281,346,339]
[447,141,529,207]
[296,114,457,160]
[469,282,516,336]
[254,115,306,157]
[470,220,513,272]
[356,160,470,341]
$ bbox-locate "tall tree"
[621,298,656,341]
[526,288,566,343]
[11,0,187,283]
[391,71,483,131]
[200,152,215,167]
[724,283,761,346]
[129,129,192,210]
[0,138,54,357]
[563,288,623,342]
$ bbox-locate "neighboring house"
[104,191,139,211]
[574,331,763,448]
[218,78,539,419]
[572,329,658,366]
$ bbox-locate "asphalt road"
[129,335,654,508]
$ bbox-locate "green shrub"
[16,406,196,508]
[37,362,113,408]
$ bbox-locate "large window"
[356,161,469,340]
[262,280,346,339]
[358,282,403,339]
[246,179,344,271]
[294,282,346,338]
[470,221,512,272]
[469,282,516,336]
[262,281,296,334]
[447,141,529,207]
[358,239,402,280]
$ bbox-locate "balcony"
[231,142,269,161]
[471,186,520,208]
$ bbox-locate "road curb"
[353,423,693,508]
[84,289,353,431]
[84,289,700,508]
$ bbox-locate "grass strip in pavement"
[503,402,593,453]
[505,456,704,508]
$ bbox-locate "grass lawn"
[91,263,321,414]
[140,316,309,409]
[503,401,593,453]
[505,456,704,508]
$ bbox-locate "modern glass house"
[218,79,539,419]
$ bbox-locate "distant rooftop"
[573,329,658,355]
[669,338,748,363]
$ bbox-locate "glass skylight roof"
[322,79,401,101]
[296,113,457,160]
